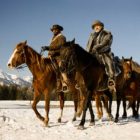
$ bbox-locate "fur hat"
[92,20,104,29]
[50,24,63,31]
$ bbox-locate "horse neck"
[116,65,125,87]
[26,47,53,79]
[75,46,100,71]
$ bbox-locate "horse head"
[60,39,75,59]
[7,41,28,69]
[121,56,133,79]
[59,39,76,73]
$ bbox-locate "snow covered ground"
[0,101,140,140]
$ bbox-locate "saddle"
[95,53,121,77]
[96,55,121,92]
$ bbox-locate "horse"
[78,56,133,122]
[121,57,140,118]
[58,39,118,129]
[7,41,80,126]
[59,40,134,127]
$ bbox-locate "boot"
[56,79,62,93]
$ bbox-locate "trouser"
[100,52,115,79]
[50,56,68,87]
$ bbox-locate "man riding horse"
[86,20,116,90]
[41,24,66,93]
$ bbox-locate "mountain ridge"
[0,69,32,87]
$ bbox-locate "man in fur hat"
[41,24,66,93]
[86,20,116,91]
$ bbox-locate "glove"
[41,46,50,51]
[92,48,96,54]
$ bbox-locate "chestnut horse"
[7,41,79,126]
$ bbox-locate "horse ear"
[130,56,132,61]
[122,56,124,60]
[71,38,75,44]
[24,40,27,45]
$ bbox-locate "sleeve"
[86,33,94,52]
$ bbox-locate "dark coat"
[86,29,113,54]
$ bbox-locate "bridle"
[16,47,27,69]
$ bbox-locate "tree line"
[0,85,73,100]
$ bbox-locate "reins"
[16,48,28,69]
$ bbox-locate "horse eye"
[16,50,21,53]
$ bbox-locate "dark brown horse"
[59,40,117,129]
[77,56,133,122]
[59,40,135,127]
[122,57,140,118]
[7,41,79,126]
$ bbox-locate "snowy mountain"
[0,69,32,87]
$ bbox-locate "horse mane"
[74,43,100,66]
[27,45,53,72]
[131,60,140,73]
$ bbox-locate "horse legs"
[136,100,140,117]
[89,100,95,126]
[102,96,113,121]
[58,92,64,123]
[105,90,113,117]
[44,89,50,126]
[72,91,79,121]
[32,91,44,122]
[78,90,92,129]
[76,87,86,117]
[95,95,103,120]
[115,95,121,122]
[122,98,127,118]
[132,101,139,118]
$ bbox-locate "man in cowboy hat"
[41,24,66,93]
[86,20,116,91]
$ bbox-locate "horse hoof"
[134,115,139,119]
[122,115,127,119]
[89,122,95,126]
[58,118,61,123]
[76,112,82,117]
[43,122,49,127]
[44,119,49,126]
[108,117,113,121]
[78,125,84,130]
[114,119,118,123]
[72,118,76,122]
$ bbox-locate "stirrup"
[75,83,80,89]
[108,79,115,86]
[62,82,69,93]
[108,79,116,93]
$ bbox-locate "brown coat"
[50,33,66,49]
[48,33,66,57]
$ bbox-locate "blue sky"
[0,0,140,78]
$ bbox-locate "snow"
[0,101,140,140]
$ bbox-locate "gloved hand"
[92,48,96,54]
[41,46,50,51]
